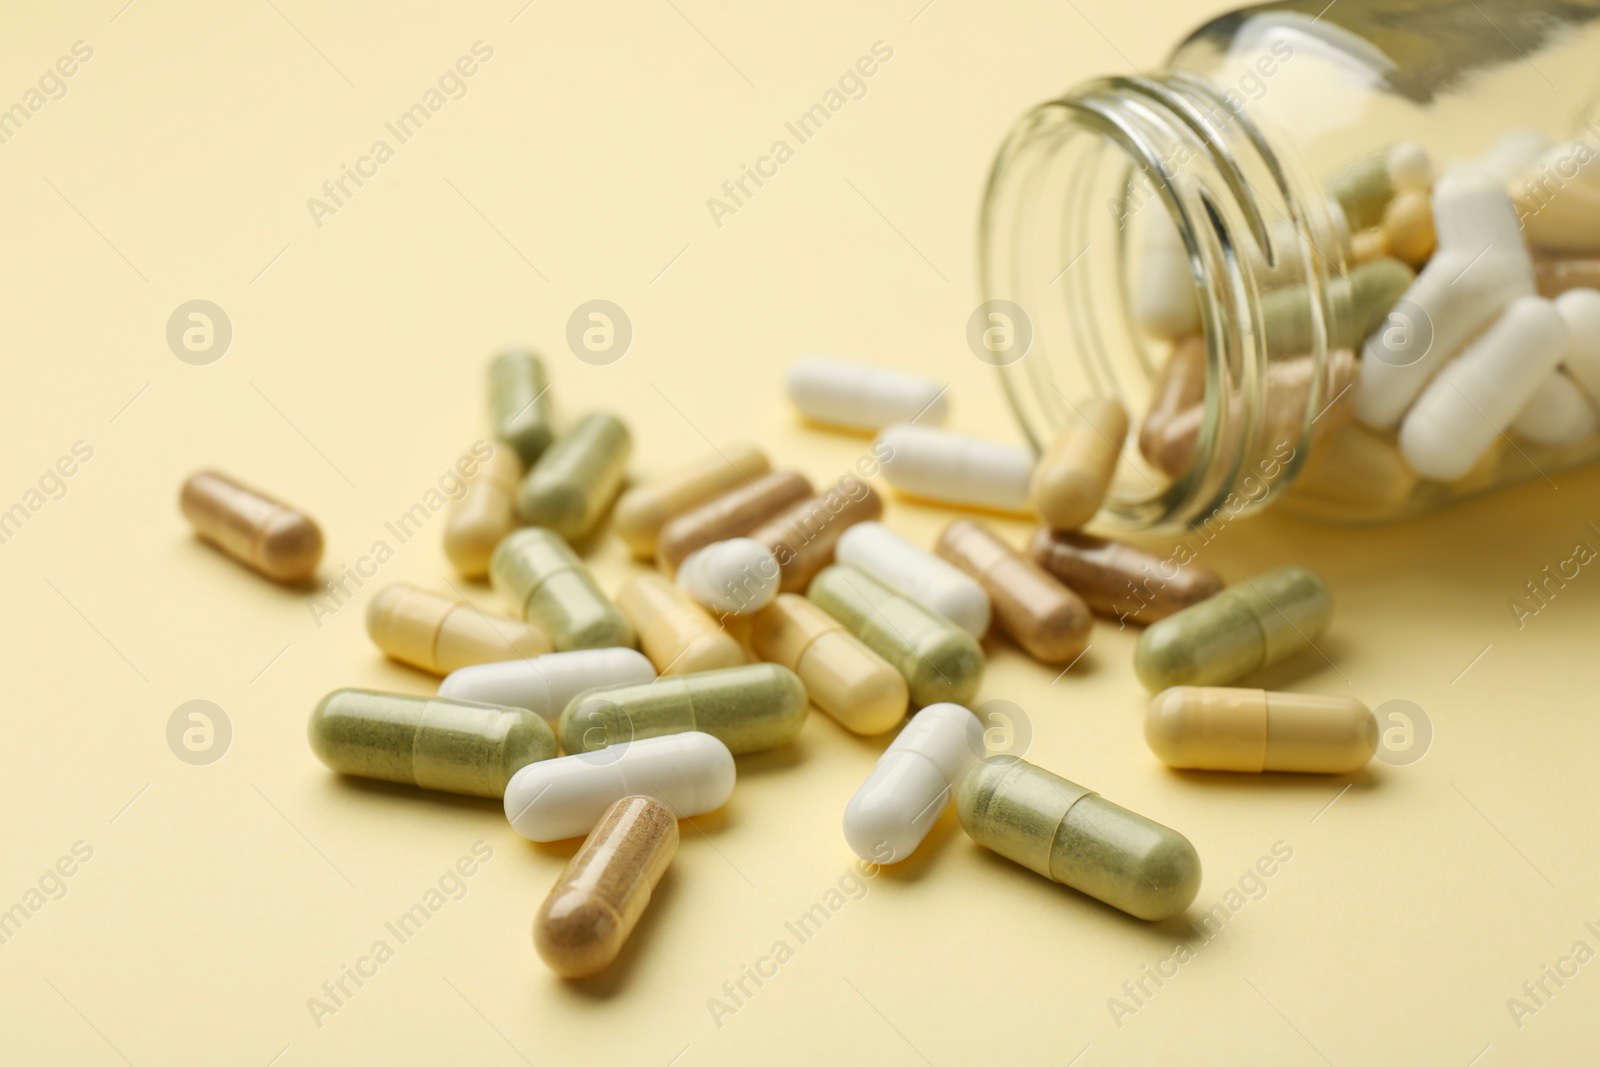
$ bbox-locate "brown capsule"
[750,478,884,594]
[1138,338,1206,475]
[534,795,678,979]
[656,471,813,576]
[934,519,1090,665]
[612,444,771,559]
[442,444,523,579]
[1028,528,1224,625]
[179,470,323,583]
[1029,396,1129,531]
[616,573,745,676]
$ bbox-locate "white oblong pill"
[787,356,947,431]
[1511,371,1600,447]
[504,731,735,842]
[439,648,656,722]
[1386,140,1433,192]
[875,424,1033,513]
[676,537,781,616]
[835,522,991,639]
[1132,205,1201,339]
[1555,288,1600,403]
[842,702,984,863]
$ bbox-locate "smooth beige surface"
[4,2,1600,1064]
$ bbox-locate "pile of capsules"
[178,347,1380,980]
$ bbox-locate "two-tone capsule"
[617,573,746,676]
[749,593,908,735]
[750,477,883,593]
[439,648,656,721]
[517,412,632,541]
[1145,687,1376,773]
[366,583,551,675]
[657,471,814,576]
[557,663,808,755]
[1028,529,1224,625]
[442,443,523,579]
[935,520,1091,665]
[1029,396,1129,530]
[786,356,949,430]
[490,348,555,465]
[179,470,323,583]
[834,521,990,639]
[843,703,982,863]
[491,529,635,651]
[613,444,770,559]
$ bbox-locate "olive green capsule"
[958,755,1201,921]
[490,349,555,466]
[1134,565,1331,692]
[807,564,984,707]
[308,688,555,798]
[558,663,808,755]
[517,412,632,541]
[491,528,635,651]
[1262,257,1415,355]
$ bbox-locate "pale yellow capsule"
[616,573,745,676]
[613,444,771,559]
[748,593,907,735]
[366,583,551,675]
[1029,396,1129,530]
[1145,686,1376,774]
[1348,228,1389,264]
[442,444,523,579]
[1382,190,1436,268]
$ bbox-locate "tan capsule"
[1145,686,1376,773]
[1382,190,1436,267]
[749,593,907,735]
[751,478,884,593]
[1534,255,1600,299]
[1348,228,1389,264]
[1138,338,1206,475]
[1029,396,1129,531]
[366,583,550,675]
[616,573,744,676]
[535,795,678,978]
[934,520,1090,665]
[1028,528,1224,624]
[613,444,771,559]
[179,470,323,583]
[657,471,814,576]
[442,444,523,579]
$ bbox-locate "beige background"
[3,1,1599,1064]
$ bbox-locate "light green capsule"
[517,412,632,541]
[490,349,555,465]
[308,688,555,798]
[491,528,635,651]
[1134,565,1331,692]
[807,564,984,707]
[1325,153,1393,232]
[958,755,1201,921]
[1262,257,1415,355]
[558,663,809,755]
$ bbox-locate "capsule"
[807,564,984,707]
[1145,686,1376,773]
[834,521,990,639]
[1383,190,1435,267]
[875,424,1032,513]
[616,573,746,676]
[179,470,323,583]
[935,520,1090,666]
[504,731,735,842]
[535,795,678,978]
[558,663,807,755]
[1135,565,1332,691]
[957,755,1201,921]
[490,529,634,651]
[517,412,632,541]
[490,348,555,465]
[1028,529,1224,625]
[366,583,551,675]
[750,478,884,593]
[843,703,981,863]
[1139,339,1206,477]
[442,442,523,579]
[309,688,555,797]
[787,356,949,431]
[677,538,781,616]
[1029,397,1129,531]
[613,444,770,559]
[438,648,656,721]
[657,471,814,576]
[749,593,908,735]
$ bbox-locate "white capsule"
[1132,205,1200,339]
[787,356,947,431]
[842,702,983,863]
[504,731,735,842]
[1511,371,1600,447]
[676,537,781,616]
[438,648,656,722]
[1555,289,1600,403]
[875,424,1033,513]
[1386,140,1433,192]
[834,522,990,639]
[1401,296,1569,480]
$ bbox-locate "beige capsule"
[1027,528,1223,624]
[750,478,884,593]
[1382,190,1436,267]
[657,471,814,576]
[616,573,745,676]
[442,443,523,579]
[179,470,323,583]
[1029,396,1129,531]
[366,583,550,675]
[1138,338,1206,476]
[748,593,907,735]
[1145,686,1376,773]
[935,520,1090,665]
[1348,228,1389,264]
[613,444,771,559]
[1534,255,1600,299]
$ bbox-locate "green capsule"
[308,688,555,798]
[1262,257,1415,355]
[807,564,984,707]
[958,755,1201,921]
[490,349,555,465]
[517,412,632,541]
[1325,152,1392,232]
[490,528,635,651]
[558,663,809,755]
[1134,565,1331,692]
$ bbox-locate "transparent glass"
[981,0,1600,531]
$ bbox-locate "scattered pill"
[676,538,781,616]
[835,521,990,639]
[366,583,551,675]
[875,424,1033,513]
[843,702,983,863]
[491,528,635,651]
[517,412,632,542]
[1326,140,1430,231]
[787,356,949,430]
[935,520,1091,666]
[1145,686,1376,774]
[617,573,746,676]
[1027,528,1224,625]
[1512,371,1600,447]
[1029,396,1129,531]
[1349,228,1389,264]
[748,593,907,735]
[750,477,884,593]
[443,443,523,579]
[1132,204,1200,339]
[657,471,814,576]
[613,444,770,559]
[309,688,555,798]
[439,648,656,721]
[1261,258,1415,356]
[179,470,323,583]
[1382,190,1436,267]
[535,795,678,978]
[490,348,555,465]
[558,663,808,755]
